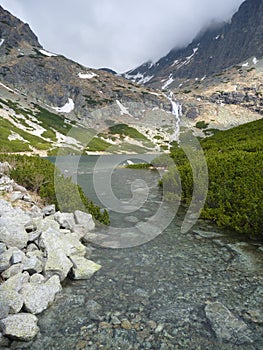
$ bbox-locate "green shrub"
[0,155,110,225]
[161,118,263,238]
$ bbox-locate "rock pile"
[0,163,101,344]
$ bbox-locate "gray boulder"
[21,275,62,314]
[0,176,13,192]
[23,253,43,275]
[0,313,39,341]
[0,225,28,249]
[0,224,28,249]
[40,228,73,281]
[70,256,101,280]
[0,209,30,249]
[42,204,56,216]
[60,233,87,257]
[72,224,89,239]
[0,290,23,314]
[74,210,95,231]
[0,271,29,293]
[205,302,252,344]
[37,216,60,232]
[10,191,23,202]
[29,273,45,284]
[54,212,75,230]
[0,247,25,272]
[12,183,27,193]
[11,249,26,264]
[1,263,24,280]
[0,200,13,215]
[0,243,7,255]
[0,301,9,320]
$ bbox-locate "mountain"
[125,0,263,89]
[0,5,170,125]
[0,5,181,155]
[0,2,262,157]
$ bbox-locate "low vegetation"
[159,119,263,239]
[0,154,110,225]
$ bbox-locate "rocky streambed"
[0,161,262,350]
[12,214,262,350]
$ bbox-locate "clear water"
[10,155,263,350]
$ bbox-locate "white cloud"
[1,0,244,72]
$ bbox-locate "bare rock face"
[0,313,39,341]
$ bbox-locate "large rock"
[0,176,13,192]
[11,249,26,264]
[40,228,73,281]
[205,302,252,344]
[23,253,43,275]
[0,200,13,215]
[0,301,10,320]
[0,226,28,250]
[70,256,101,280]
[42,205,56,217]
[21,275,62,314]
[37,216,60,232]
[1,263,23,280]
[0,208,30,249]
[61,233,87,257]
[54,212,75,230]
[0,272,29,292]
[0,243,7,255]
[0,290,23,314]
[74,210,95,231]
[0,247,25,272]
[0,313,39,341]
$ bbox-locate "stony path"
[12,216,263,350]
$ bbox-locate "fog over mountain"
[1,0,244,72]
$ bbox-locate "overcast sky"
[1,0,244,73]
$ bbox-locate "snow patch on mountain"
[116,100,132,116]
[53,98,75,113]
[253,57,258,65]
[124,72,153,84]
[0,38,5,47]
[38,49,57,57]
[162,74,174,90]
[78,72,97,79]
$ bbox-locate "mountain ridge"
[125,0,263,89]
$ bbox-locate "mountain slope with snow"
[125,0,263,90]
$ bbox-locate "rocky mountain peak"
[0,6,41,56]
[125,0,263,89]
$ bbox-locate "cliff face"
[125,0,263,89]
